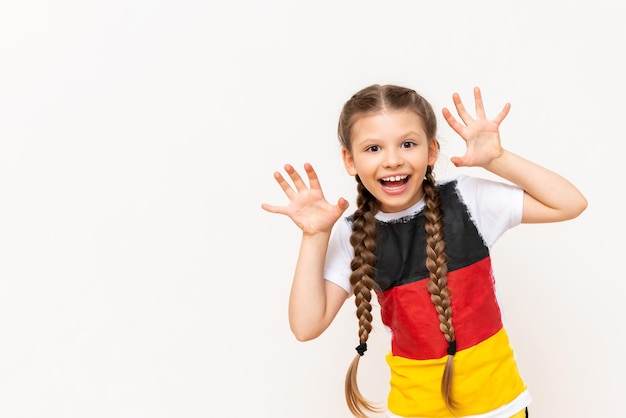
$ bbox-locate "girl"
[261,85,587,418]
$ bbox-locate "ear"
[341,147,358,176]
[428,139,439,166]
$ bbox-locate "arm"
[289,231,349,341]
[262,163,350,341]
[484,151,587,223]
[442,87,587,223]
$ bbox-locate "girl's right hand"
[261,163,349,235]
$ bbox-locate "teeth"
[381,175,407,182]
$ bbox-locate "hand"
[442,87,510,168]
[261,163,349,235]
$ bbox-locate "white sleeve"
[323,217,354,294]
[455,175,524,247]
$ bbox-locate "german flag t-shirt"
[324,176,531,417]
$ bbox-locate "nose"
[383,149,403,168]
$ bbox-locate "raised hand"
[442,87,511,168]
[261,163,349,235]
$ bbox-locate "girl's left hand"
[442,87,510,168]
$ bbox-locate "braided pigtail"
[344,177,382,417]
[423,165,457,411]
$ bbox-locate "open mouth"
[380,175,409,189]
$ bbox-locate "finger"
[284,163,309,193]
[473,87,487,119]
[330,197,350,219]
[273,170,297,199]
[303,163,322,190]
[261,202,288,215]
[442,107,467,139]
[449,155,467,167]
[452,92,473,125]
[493,102,511,126]
[336,197,349,210]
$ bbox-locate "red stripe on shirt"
[377,256,503,360]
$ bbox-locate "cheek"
[355,158,380,176]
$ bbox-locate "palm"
[442,87,510,167]
[262,163,349,235]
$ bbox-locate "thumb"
[450,156,467,167]
[337,197,350,212]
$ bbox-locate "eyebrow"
[357,131,425,143]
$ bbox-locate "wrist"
[484,148,508,171]
[302,230,332,241]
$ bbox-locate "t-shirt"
[324,175,531,418]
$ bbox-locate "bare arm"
[289,232,349,341]
[262,163,350,341]
[442,87,587,223]
[485,151,587,223]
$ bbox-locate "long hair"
[337,84,457,416]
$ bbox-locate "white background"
[0,1,623,417]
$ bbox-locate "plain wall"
[0,1,623,417]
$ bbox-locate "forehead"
[351,109,426,140]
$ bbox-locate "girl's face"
[342,109,438,213]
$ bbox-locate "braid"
[423,165,457,411]
[344,177,382,417]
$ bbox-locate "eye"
[366,145,380,152]
[401,141,416,149]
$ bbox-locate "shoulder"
[324,217,355,294]
[440,174,522,202]
[442,175,524,246]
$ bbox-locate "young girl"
[261,85,587,418]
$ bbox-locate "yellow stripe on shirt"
[386,328,527,417]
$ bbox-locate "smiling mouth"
[380,175,409,189]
